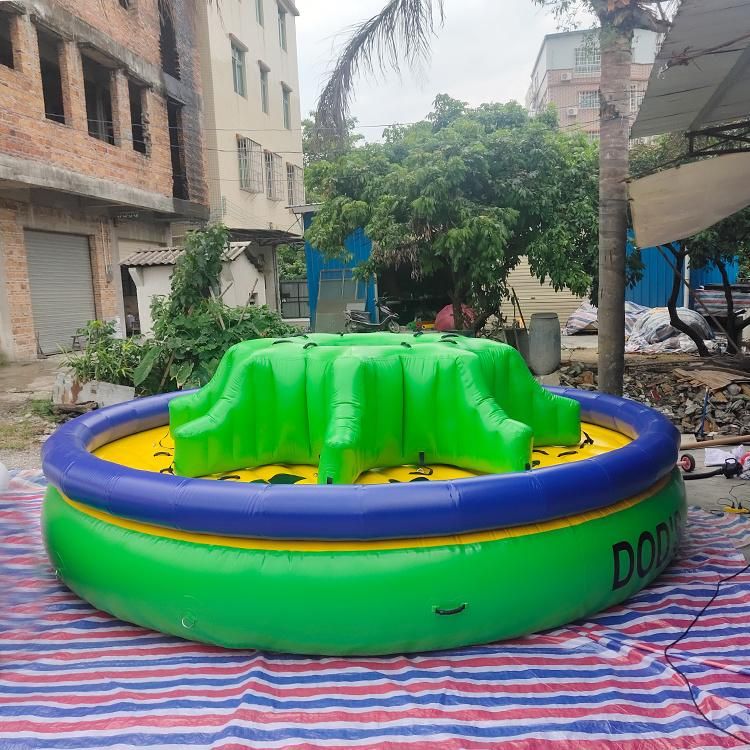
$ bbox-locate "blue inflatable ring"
[42,387,679,541]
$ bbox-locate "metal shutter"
[24,230,96,355]
[507,256,584,324]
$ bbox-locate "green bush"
[67,224,295,395]
[63,320,142,386]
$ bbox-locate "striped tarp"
[2,471,750,749]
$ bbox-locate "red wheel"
[679,453,696,473]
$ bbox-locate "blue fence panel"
[626,235,684,308]
[690,260,739,289]
[303,214,376,329]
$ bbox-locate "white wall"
[220,255,267,307]
[128,265,173,336]
[198,0,305,233]
[130,257,271,335]
[528,28,660,106]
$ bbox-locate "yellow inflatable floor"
[93,423,631,485]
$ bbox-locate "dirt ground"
[0,356,63,470]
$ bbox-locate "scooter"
[345,299,400,333]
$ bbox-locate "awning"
[631,0,750,138]
[629,151,750,247]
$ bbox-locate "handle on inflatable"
[434,603,467,616]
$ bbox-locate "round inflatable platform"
[42,334,686,655]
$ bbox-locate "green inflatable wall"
[169,334,581,483]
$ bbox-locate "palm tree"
[315,0,669,395]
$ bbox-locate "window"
[231,41,246,96]
[255,0,264,26]
[286,162,295,205]
[128,79,148,154]
[578,90,599,110]
[82,55,115,144]
[167,98,188,199]
[0,12,14,69]
[286,162,303,205]
[629,84,645,114]
[282,84,291,129]
[37,30,65,124]
[264,150,282,200]
[277,5,286,51]
[238,136,263,192]
[259,63,269,113]
[158,0,180,78]
[574,45,600,76]
[280,279,309,318]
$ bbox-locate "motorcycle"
[345,299,400,333]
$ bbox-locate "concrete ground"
[679,442,750,561]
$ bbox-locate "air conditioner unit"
[567,107,578,117]
[560,72,572,82]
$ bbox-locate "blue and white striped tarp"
[2,470,750,749]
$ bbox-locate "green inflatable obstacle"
[169,333,581,482]
[42,331,686,654]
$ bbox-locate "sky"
[294,0,570,140]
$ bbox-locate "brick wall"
[0,0,207,206]
[0,199,119,359]
[0,204,34,359]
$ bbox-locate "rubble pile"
[559,362,750,436]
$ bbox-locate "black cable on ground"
[663,561,750,746]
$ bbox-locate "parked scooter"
[345,299,400,333]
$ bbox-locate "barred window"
[238,137,263,192]
[578,90,599,109]
[286,163,303,205]
[264,150,283,200]
[574,45,600,75]
[629,84,646,114]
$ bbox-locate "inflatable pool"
[42,334,686,655]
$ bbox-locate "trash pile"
[560,363,750,436]
[562,301,718,354]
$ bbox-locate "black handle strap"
[434,603,467,616]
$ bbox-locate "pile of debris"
[560,362,750,436]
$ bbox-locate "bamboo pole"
[680,434,750,450]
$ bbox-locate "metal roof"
[121,242,251,267]
[632,0,750,138]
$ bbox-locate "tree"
[314,0,669,395]
[302,113,364,167]
[306,98,599,332]
[276,242,307,279]
[631,135,750,355]
[690,209,750,355]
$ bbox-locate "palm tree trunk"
[596,27,632,395]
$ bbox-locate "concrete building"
[0,0,208,360]
[526,28,661,139]
[195,0,304,315]
[122,242,272,335]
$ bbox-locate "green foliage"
[164,223,227,315]
[134,299,295,393]
[306,95,600,328]
[302,112,364,165]
[302,112,364,202]
[277,243,307,279]
[67,225,295,395]
[63,320,142,386]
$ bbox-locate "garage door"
[24,230,96,355]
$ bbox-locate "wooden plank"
[674,368,750,391]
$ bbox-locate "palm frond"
[315,0,444,137]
